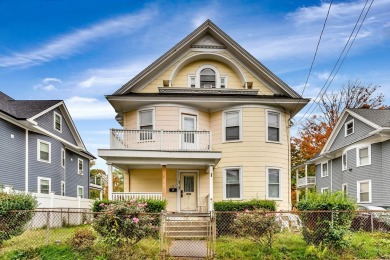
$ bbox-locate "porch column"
[107,163,113,200]
[208,165,214,212]
[162,164,167,199]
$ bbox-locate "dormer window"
[345,119,354,136]
[200,68,216,88]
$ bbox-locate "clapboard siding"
[0,119,25,190]
[315,163,331,191]
[381,140,390,206]
[329,115,375,152]
[65,150,89,198]
[35,107,77,146]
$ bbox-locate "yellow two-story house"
[98,20,309,211]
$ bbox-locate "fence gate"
[160,212,215,259]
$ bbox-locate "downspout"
[25,130,29,193]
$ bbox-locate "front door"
[180,172,197,211]
[181,114,197,150]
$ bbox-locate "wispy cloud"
[0,7,158,68]
[65,96,115,120]
[43,77,62,84]
[33,77,63,91]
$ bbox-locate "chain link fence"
[0,209,389,259]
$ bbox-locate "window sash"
[78,159,83,175]
[40,179,50,194]
[225,169,241,199]
[55,114,61,131]
[342,153,347,170]
[268,169,280,198]
[39,142,50,161]
[359,147,369,165]
[322,163,328,176]
[77,187,84,198]
[225,111,240,141]
[267,112,280,142]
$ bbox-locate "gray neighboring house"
[0,92,95,198]
[308,108,390,208]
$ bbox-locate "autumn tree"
[292,80,386,168]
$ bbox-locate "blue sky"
[1,0,389,170]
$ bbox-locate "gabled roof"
[114,20,301,98]
[0,91,61,119]
[313,108,390,161]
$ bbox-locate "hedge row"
[214,199,276,211]
[92,199,167,213]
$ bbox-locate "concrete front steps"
[165,213,211,239]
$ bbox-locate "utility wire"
[292,0,333,117]
[295,0,374,126]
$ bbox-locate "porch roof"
[98,149,221,169]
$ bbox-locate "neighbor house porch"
[98,129,221,212]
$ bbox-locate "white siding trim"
[222,108,242,143]
[25,130,29,193]
[265,167,282,200]
[357,179,372,203]
[222,166,243,200]
[321,187,329,194]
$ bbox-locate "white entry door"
[181,114,197,150]
[180,172,198,211]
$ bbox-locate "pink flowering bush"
[92,201,158,246]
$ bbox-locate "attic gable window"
[345,119,354,136]
[200,68,216,88]
[54,112,62,132]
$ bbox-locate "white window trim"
[137,107,155,129]
[356,145,371,167]
[321,161,329,177]
[222,166,243,200]
[53,111,62,133]
[37,139,51,163]
[321,187,329,194]
[78,158,84,175]
[266,167,282,200]
[342,152,347,171]
[77,185,84,198]
[222,108,242,143]
[342,183,348,196]
[61,181,65,196]
[195,64,222,88]
[61,148,65,168]
[344,119,354,137]
[220,76,228,88]
[266,109,281,143]
[38,177,51,194]
[357,180,372,203]
[188,74,196,88]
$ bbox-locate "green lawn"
[1,227,390,259]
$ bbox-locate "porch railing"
[112,192,163,201]
[110,129,212,151]
[297,176,316,188]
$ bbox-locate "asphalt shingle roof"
[0,92,61,119]
[349,108,390,128]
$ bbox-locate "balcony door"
[181,114,197,150]
[180,172,198,211]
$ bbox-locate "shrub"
[233,209,280,249]
[92,199,166,213]
[214,200,276,236]
[297,191,356,249]
[0,191,38,245]
[92,200,158,246]
[68,228,96,251]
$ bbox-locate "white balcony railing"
[110,129,212,151]
[112,192,163,201]
[297,176,316,188]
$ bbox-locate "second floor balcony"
[110,129,212,152]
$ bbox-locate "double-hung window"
[224,110,241,141]
[321,162,328,177]
[38,140,51,163]
[224,168,242,199]
[139,109,154,140]
[38,177,51,194]
[321,187,329,194]
[78,159,83,175]
[342,152,347,171]
[357,146,371,166]
[267,168,281,199]
[357,180,371,203]
[267,111,280,142]
[61,148,65,168]
[54,112,62,132]
[345,119,354,136]
[77,186,84,198]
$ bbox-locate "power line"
[292,0,333,117]
[295,0,374,126]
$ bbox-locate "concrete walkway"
[168,240,208,258]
